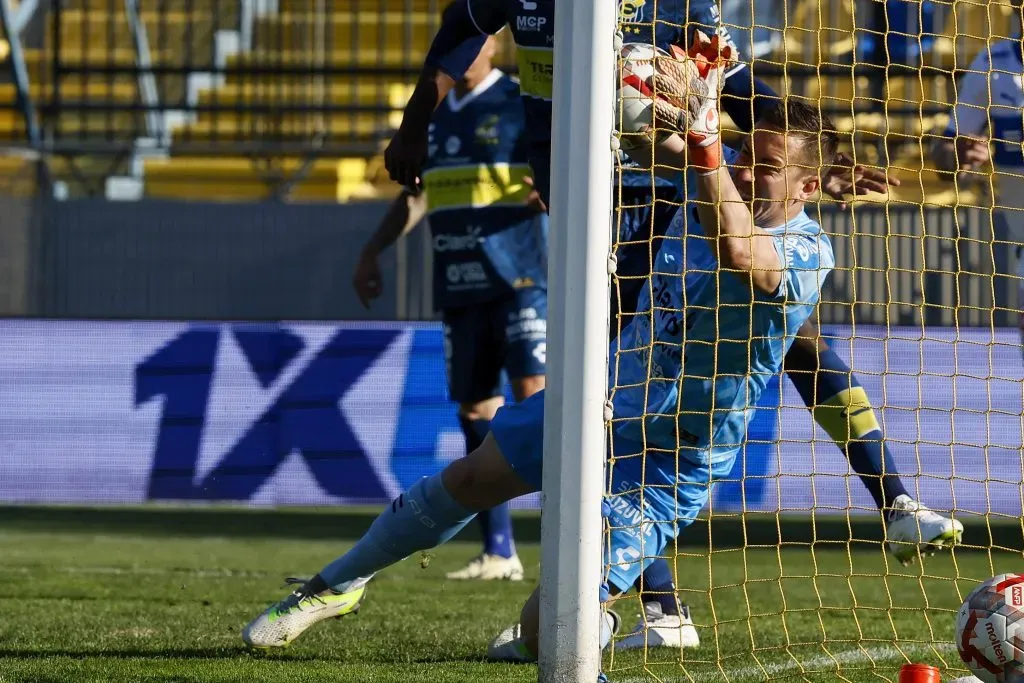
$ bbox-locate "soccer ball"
[616,43,671,151]
[956,574,1024,682]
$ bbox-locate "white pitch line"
[615,643,960,683]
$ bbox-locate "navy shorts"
[441,287,547,404]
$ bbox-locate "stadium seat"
[778,0,856,65]
[143,156,348,201]
[9,4,507,200]
[252,12,438,57]
[928,0,1019,70]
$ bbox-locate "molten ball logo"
[986,620,1008,663]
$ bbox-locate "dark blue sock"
[478,504,516,558]
[785,341,909,510]
[459,414,517,558]
[632,558,679,616]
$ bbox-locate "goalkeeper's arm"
[694,165,782,295]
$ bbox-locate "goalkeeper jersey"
[610,201,834,466]
[944,39,1024,242]
[422,68,547,309]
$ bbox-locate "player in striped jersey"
[353,38,546,584]
[931,38,1024,356]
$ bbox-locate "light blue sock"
[320,473,477,589]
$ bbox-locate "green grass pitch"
[0,506,1018,682]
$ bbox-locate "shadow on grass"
[1,505,1021,551]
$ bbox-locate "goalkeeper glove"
[649,31,733,174]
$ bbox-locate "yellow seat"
[0,81,138,103]
[46,10,211,51]
[195,81,413,109]
[170,110,393,143]
[337,158,377,201]
[929,0,1018,71]
[279,0,437,11]
[778,0,856,65]
[144,156,344,202]
[0,153,41,198]
[388,83,415,130]
[253,12,438,54]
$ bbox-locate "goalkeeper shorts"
[490,388,736,590]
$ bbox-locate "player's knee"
[440,434,532,510]
[510,375,545,402]
[458,396,504,422]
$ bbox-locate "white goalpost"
[538,0,616,681]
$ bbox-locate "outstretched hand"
[384,127,429,193]
[822,152,901,209]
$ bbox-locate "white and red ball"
[956,574,1024,683]
[616,43,670,151]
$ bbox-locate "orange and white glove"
[649,30,733,174]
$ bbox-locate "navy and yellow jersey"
[422,68,547,310]
[466,0,740,198]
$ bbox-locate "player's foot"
[445,553,524,581]
[242,576,367,649]
[616,602,700,650]
[487,623,535,662]
[488,610,620,662]
[885,495,964,565]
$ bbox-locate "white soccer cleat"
[242,577,367,649]
[487,610,620,662]
[445,553,524,581]
[487,623,536,662]
[885,495,964,565]
[616,602,700,650]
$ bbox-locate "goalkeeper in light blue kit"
[242,35,835,671]
[375,0,958,655]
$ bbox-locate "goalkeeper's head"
[732,99,839,227]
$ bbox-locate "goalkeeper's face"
[732,126,822,226]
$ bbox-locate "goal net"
[605,0,1024,681]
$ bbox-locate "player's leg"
[489,436,722,662]
[460,287,548,580]
[618,555,700,650]
[242,391,548,649]
[448,400,527,581]
[608,438,731,652]
[445,299,527,581]
[489,581,621,663]
[784,319,963,563]
[613,193,700,648]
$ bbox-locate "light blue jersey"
[491,162,834,591]
[610,202,834,467]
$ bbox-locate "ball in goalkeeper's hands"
[617,43,675,152]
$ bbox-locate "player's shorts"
[441,287,547,404]
[490,388,736,591]
[612,186,684,326]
